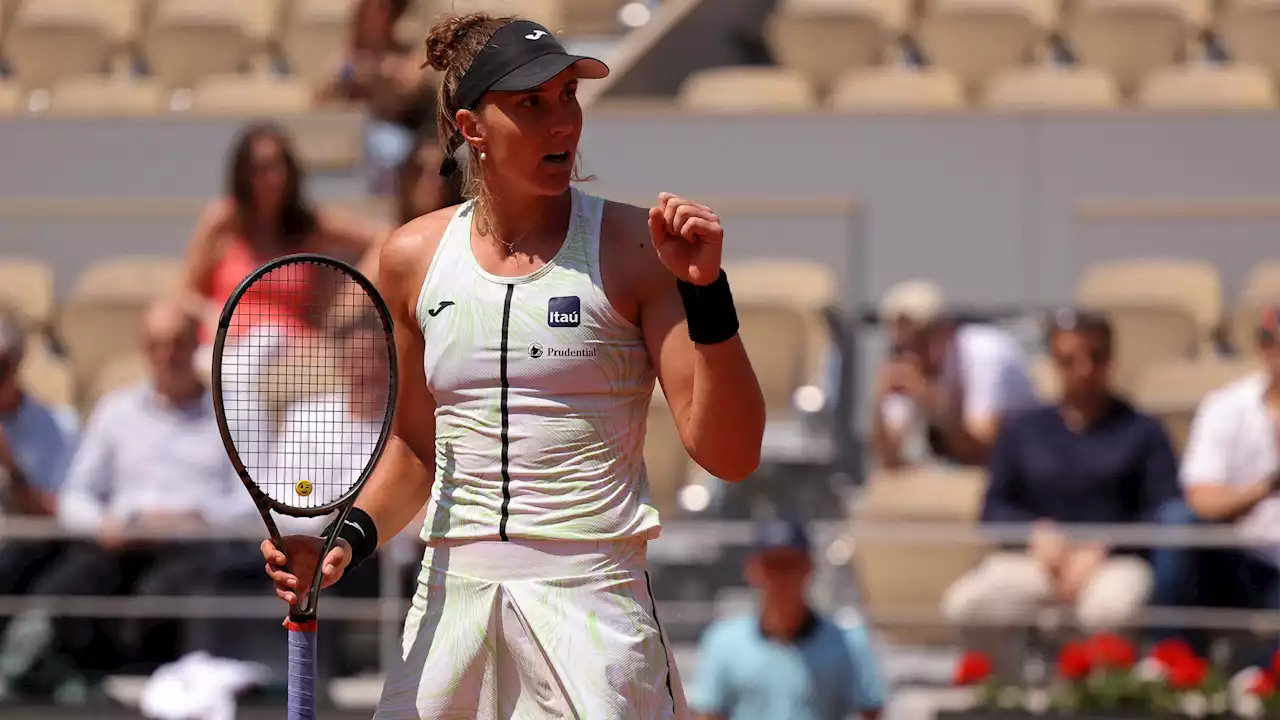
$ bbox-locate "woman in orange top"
[182,122,388,345]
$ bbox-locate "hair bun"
[424,12,495,72]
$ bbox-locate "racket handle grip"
[286,619,318,720]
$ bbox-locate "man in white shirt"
[1149,306,1280,658]
[0,301,247,700]
[872,280,1038,468]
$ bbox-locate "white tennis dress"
[374,187,688,719]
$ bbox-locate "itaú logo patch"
[529,342,596,359]
[547,296,581,327]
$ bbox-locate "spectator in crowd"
[181,121,387,349]
[316,0,436,195]
[0,309,78,638]
[689,518,885,720]
[361,131,466,281]
[941,311,1179,635]
[872,279,1038,468]
[0,301,247,702]
[1150,305,1280,658]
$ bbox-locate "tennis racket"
[210,254,398,720]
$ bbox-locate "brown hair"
[227,122,317,246]
[423,13,590,233]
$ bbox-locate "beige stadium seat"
[765,0,905,90]
[19,339,75,410]
[47,75,165,116]
[232,0,284,51]
[850,465,990,645]
[147,0,250,88]
[282,0,348,84]
[429,0,564,31]
[191,73,312,115]
[829,66,965,111]
[1132,356,1257,456]
[560,0,623,36]
[0,81,21,115]
[644,392,692,518]
[723,259,837,391]
[89,0,145,50]
[1137,63,1277,109]
[1064,0,1195,97]
[983,63,1121,109]
[57,256,182,391]
[1076,259,1222,393]
[676,66,818,112]
[1218,0,1280,78]
[918,0,1043,95]
[6,0,113,88]
[1228,263,1280,352]
[737,304,815,418]
[0,258,54,329]
[82,353,149,416]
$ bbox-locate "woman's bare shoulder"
[378,205,462,294]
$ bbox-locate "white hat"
[879,280,946,325]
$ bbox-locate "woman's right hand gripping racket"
[210,254,398,720]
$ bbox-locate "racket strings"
[219,260,393,511]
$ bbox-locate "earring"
[480,151,487,161]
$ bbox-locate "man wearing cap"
[689,519,886,720]
[873,280,1038,468]
[1149,306,1280,656]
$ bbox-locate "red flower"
[954,651,993,686]
[1086,633,1136,670]
[1151,638,1196,670]
[1166,656,1209,690]
[1250,673,1276,698]
[1057,642,1092,681]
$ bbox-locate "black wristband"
[323,507,379,571]
[677,270,739,345]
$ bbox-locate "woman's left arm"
[636,194,765,482]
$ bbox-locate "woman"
[264,13,766,719]
[395,133,465,226]
[182,122,385,345]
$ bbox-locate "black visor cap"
[453,20,609,110]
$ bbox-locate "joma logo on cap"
[525,30,547,40]
[547,296,580,327]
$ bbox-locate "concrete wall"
[2,111,1279,313]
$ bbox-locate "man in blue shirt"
[942,311,1180,632]
[689,518,886,720]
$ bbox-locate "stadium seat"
[765,0,905,90]
[829,65,965,111]
[560,0,624,36]
[1064,0,1196,97]
[46,75,165,116]
[1136,63,1277,109]
[644,391,692,518]
[0,81,20,115]
[0,257,55,329]
[146,0,250,88]
[917,0,1043,96]
[91,0,145,51]
[19,337,75,410]
[736,303,815,418]
[281,0,348,84]
[982,63,1121,108]
[722,259,837,392]
[232,0,285,52]
[1218,0,1280,80]
[850,465,990,645]
[429,0,564,32]
[1132,356,1258,456]
[6,0,113,89]
[57,256,183,393]
[1227,262,1280,352]
[676,66,818,112]
[191,73,312,115]
[1076,259,1222,393]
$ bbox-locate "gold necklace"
[481,202,535,256]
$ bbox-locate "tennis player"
[263,12,766,719]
